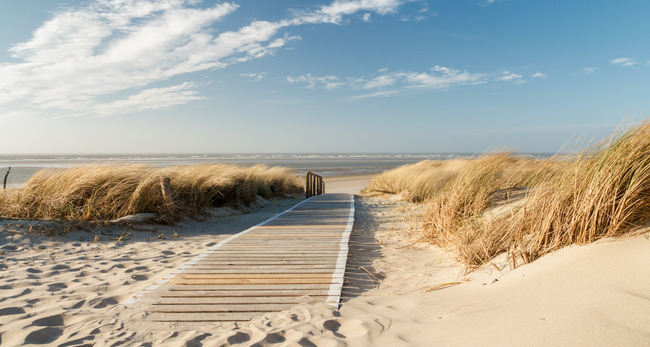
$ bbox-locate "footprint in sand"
[162,250,175,255]
[297,337,318,347]
[32,314,64,327]
[47,283,67,292]
[130,274,148,281]
[125,266,148,273]
[0,306,25,316]
[51,264,70,271]
[26,267,43,274]
[89,297,117,309]
[24,327,63,344]
[264,333,286,344]
[227,331,250,344]
[324,319,368,339]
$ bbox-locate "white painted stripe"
[120,196,318,306]
[326,194,355,308]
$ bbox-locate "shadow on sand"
[340,196,385,303]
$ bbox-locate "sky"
[0,0,648,154]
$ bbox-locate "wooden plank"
[161,284,329,292]
[169,278,336,285]
[181,269,337,274]
[175,274,333,279]
[148,312,261,322]
[160,291,329,297]
[202,250,341,254]
[157,296,321,304]
[151,303,296,313]
[239,234,341,238]
[183,264,334,273]
[191,261,337,265]
[255,225,348,229]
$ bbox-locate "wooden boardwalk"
[125,193,354,322]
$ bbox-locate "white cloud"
[240,72,266,82]
[288,65,487,98]
[496,71,523,82]
[363,74,397,89]
[287,74,344,90]
[582,67,597,74]
[350,89,401,100]
[362,13,372,22]
[531,72,547,79]
[0,0,404,119]
[94,83,203,117]
[610,57,637,67]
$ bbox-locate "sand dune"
[1,176,649,346]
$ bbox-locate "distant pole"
[3,167,10,189]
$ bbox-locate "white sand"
[1,175,649,346]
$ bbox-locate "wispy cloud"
[94,83,203,117]
[240,72,266,82]
[496,71,524,83]
[287,74,344,90]
[531,72,547,79]
[610,57,637,67]
[0,0,404,119]
[288,65,487,98]
[582,67,597,74]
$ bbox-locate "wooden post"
[317,176,321,195]
[305,171,325,198]
[160,177,173,205]
[3,167,10,189]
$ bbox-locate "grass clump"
[0,164,302,223]
[504,122,650,266]
[367,121,650,270]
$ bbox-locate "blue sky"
[0,0,648,153]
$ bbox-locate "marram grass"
[365,121,650,269]
[0,164,302,223]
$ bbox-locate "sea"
[0,153,552,189]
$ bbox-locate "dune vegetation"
[0,164,303,223]
[365,121,650,269]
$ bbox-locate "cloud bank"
[0,0,403,119]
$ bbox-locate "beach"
[1,172,648,346]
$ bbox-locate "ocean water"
[0,153,550,188]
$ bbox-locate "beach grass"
[365,121,650,269]
[0,164,303,222]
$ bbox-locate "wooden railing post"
[305,171,325,199]
[306,171,311,198]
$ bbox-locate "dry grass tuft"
[503,122,650,266]
[367,121,650,270]
[0,164,302,223]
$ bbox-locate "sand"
[1,174,649,346]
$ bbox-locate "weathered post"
[3,167,10,189]
[306,172,312,198]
